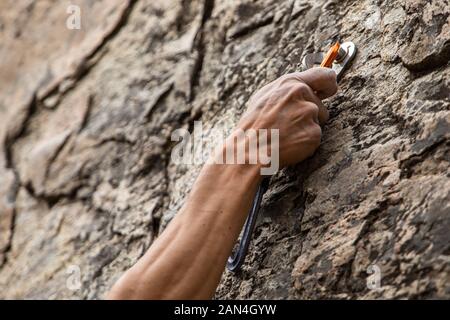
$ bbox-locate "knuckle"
[282,72,299,80]
[309,124,322,145]
[326,68,337,81]
[278,73,301,86]
[303,102,319,117]
[284,83,310,101]
[325,70,338,92]
[293,83,310,95]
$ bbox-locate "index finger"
[294,68,338,99]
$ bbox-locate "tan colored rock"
[0,0,448,299]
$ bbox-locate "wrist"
[207,128,279,176]
[207,132,260,170]
[187,160,262,213]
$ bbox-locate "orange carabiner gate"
[320,42,341,68]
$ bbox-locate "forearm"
[107,68,337,300]
[108,159,262,299]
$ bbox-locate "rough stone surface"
[0,0,449,299]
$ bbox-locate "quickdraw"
[227,41,357,272]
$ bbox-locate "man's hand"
[107,68,338,300]
[237,67,337,167]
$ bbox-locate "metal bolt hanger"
[302,41,357,81]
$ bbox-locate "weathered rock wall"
[0,0,448,299]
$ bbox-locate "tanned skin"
[107,68,338,299]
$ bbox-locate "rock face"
[0,0,448,299]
